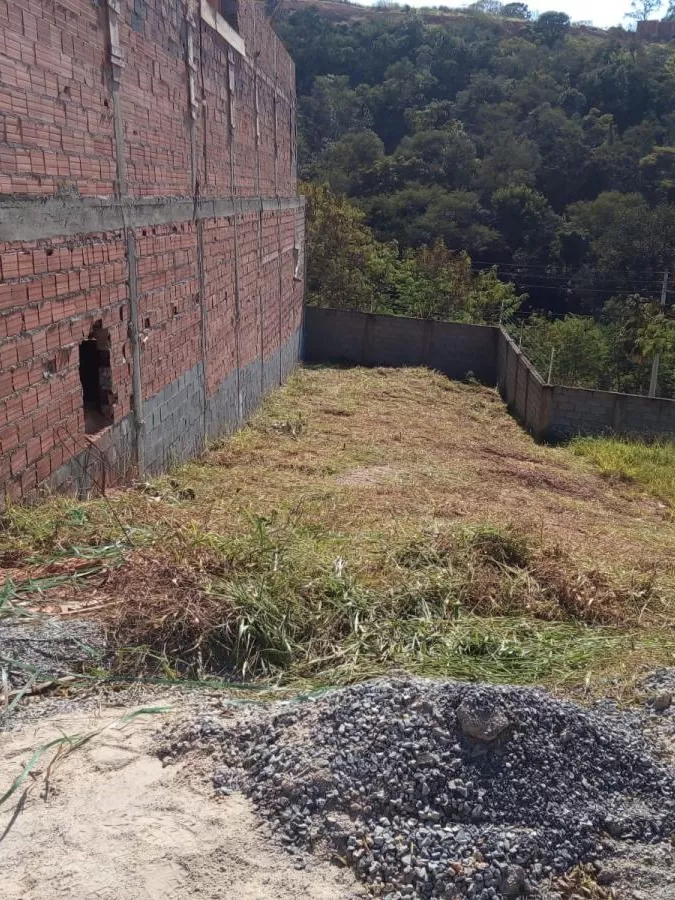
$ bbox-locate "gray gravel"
[0,617,106,688]
[639,668,675,768]
[160,677,675,899]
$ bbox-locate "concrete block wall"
[303,307,498,384]
[496,329,675,441]
[546,386,675,441]
[496,329,550,440]
[0,0,304,501]
[304,309,675,443]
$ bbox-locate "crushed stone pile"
[0,618,106,688]
[160,678,675,899]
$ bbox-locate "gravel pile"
[640,668,675,767]
[0,617,107,688]
[160,678,675,899]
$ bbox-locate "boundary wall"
[304,307,675,442]
[0,0,304,501]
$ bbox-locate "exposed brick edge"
[46,324,302,497]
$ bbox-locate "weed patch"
[90,519,675,689]
[573,436,675,510]
[3,368,675,693]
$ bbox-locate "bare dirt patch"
[0,703,363,900]
[481,462,601,500]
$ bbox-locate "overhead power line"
[468,258,675,278]
[468,268,668,295]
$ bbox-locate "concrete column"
[226,50,242,420]
[186,3,208,448]
[105,0,145,477]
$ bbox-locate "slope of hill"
[277,5,675,315]
[279,0,608,37]
[3,366,675,689]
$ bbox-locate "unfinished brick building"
[0,0,304,501]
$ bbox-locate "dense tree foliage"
[281,6,675,393]
[280,8,675,314]
[302,182,524,323]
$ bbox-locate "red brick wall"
[200,24,234,198]
[238,213,260,367]
[0,231,131,500]
[135,222,202,399]
[0,0,116,198]
[0,0,303,500]
[119,0,193,198]
[280,207,301,344]
[261,209,281,373]
[203,215,237,397]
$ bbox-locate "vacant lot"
[2,366,675,692]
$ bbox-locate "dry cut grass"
[2,366,675,691]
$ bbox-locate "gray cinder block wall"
[496,329,675,441]
[545,385,675,441]
[303,307,498,384]
[496,330,550,439]
[304,307,675,443]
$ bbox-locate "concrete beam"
[0,196,305,242]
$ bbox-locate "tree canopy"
[280,6,675,394]
[279,7,675,316]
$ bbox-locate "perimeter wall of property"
[304,307,675,442]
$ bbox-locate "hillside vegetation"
[280,5,675,393]
[4,368,675,691]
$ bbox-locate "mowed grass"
[2,366,675,693]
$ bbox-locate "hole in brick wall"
[144,317,150,329]
[62,85,71,99]
[78,322,116,435]
[172,304,178,317]
[119,305,124,321]
[103,99,109,108]
[142,229,147,236]
[46,248,54,257]
[172,225,178,233]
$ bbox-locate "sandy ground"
[0,701,362,900]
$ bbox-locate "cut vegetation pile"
[2,367,675,692]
